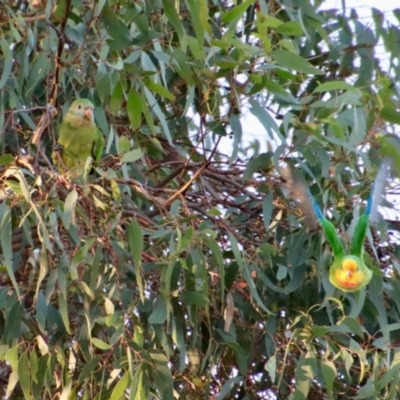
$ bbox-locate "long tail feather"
[368,157,391,223]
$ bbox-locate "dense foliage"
[1,0,400,399]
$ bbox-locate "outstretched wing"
[350,158,391,257]
[280,165,319,231]
[281,164,345,259]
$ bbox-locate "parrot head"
[65,99,95,127]
[330,255,372,291]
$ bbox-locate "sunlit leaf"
[276,21,304,36]
[222,0,256,23]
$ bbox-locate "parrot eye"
[78,105,82,109]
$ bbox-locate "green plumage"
[52,99,103,172]
[282,160,390,292]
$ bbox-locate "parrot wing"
[93,128,104,163]
[350,157,391,257]
[281,164,346,259]
[280,165,319,231]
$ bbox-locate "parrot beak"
[346,270,353,279]
[84,108,93,120]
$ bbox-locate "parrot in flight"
[52,99,104,173]
[281,159,390,292]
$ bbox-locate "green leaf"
[249,99,282,140]
[229,114,242,164]
[127,219,144,302]
[216,376,243,400]
[354,375,376,398]
[110,370,130,400]
[276,21,304,36]
[58,294,70,334]
[0,154,15,166]
[276,265,287,280]
[292,350,315,399]
[6,345,18,369]
[78,356,102,383]
[262,192,274,231]
[206,208,222,217]
[0,38,13,91]
[311,91,361,108]
[150,352,174,400]
[70,238,96,280]
[265,355,277,383]
[243,152,274,179]
[222,0,256,23]
[18,351,33,400]
[377,349,400,389]
[0,205,19,296]
[341,317,364,339]
[310,326,330,337]
[186,0,211,48]
[102,4,132,47]
[35,291,47,333]
[110,81,124,115]
[177,226,195,252]
[148,295,168,325]
[121,149,143,163]
[264,15,283,28]
[216,329,248,375]
[25,55,49,95]
[228,232,273,314]
[144,87,172,143]
[187,35,205,59]
[204,237,225,301]
[162,0,185,41]
[127,88,143,131]
[179,291,209,307]
[130,366,146,399]
[313,81,358,93]
[321,357,336,399]
[91,338,111,350]
[377,134,400,173]
[380,106,400,124]
[143,78,175,101]
[271,49,324,75]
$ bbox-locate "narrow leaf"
[380,106,400,124]
[222,0,256,23]
[271,49,324,75]
[0,38,13,90]
[127,219,144,301]
[143,78,175,101]
[121,149,143,163]
[313,81,357,93]
[110,370,130,400]
[62,189,78,229]
[127,88,143,130]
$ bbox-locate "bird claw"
[53,143,64,153]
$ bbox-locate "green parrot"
[52,99,104,172]
[281,159,390,292]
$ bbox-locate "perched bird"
[52,99,104,173]
[281,159,390,292]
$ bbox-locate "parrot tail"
[367,157,391,223]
